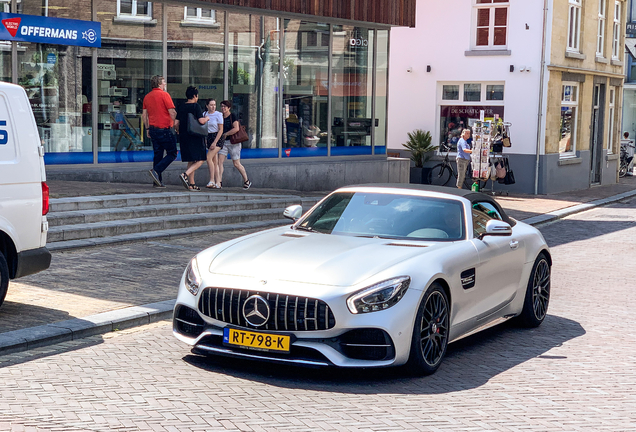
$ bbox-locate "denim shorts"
[218,141,241,160]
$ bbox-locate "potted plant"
[403,129,438,183]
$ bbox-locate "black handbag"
[503,158,516,185]
[187,113,208,137]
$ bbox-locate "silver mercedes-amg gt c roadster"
[173,184,551,375]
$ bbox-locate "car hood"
[208,228,454,287]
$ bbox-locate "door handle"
[509,240,519,249]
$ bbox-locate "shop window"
[183,7,216,24]
[608,87,615,152]
[375,29,389,151]
[19,44,93,158]
[228,14,280,154]
[559,83,579,156]
[486,84,504,101]
[439,82,504,152]
[597,0,606,57]
[613,1,621,59]
[331,25,374,154]
[464,84,481,102]
[443,85,459,101]
[474,0,509,49]
[97,1,163,160]
[568,0,582,52]
[117,0,153,21]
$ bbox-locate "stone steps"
[47,197,303,227]
[46,192,322,251]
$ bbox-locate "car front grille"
[198,288,336,331]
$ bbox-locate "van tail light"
[42,182,49,215]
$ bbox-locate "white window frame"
[116,0,153,21]
[612,1,621,59]
[472,0,510,50]
[597,0,606,57]
[184,7,216,23]
[437,81,505,154]
[567,0,582,53]
[560,82,579,157]
[608,87,616,152]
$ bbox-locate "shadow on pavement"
[0,301,73,332]
[539,200,636,248]
[182,314,584,394]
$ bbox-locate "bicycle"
[427,143,474,189]
[619,142,634,178]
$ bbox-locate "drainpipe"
[535,0,549,195]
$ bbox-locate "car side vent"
[385,243,428,248]
[281,232,307,238]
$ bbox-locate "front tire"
[619,162,628,178]
[517,253,551,328]
[428,164,452,186]
[405,282,449,375]
[0,252,9,308]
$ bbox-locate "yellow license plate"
[223,328,291,353]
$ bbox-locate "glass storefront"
[331,25,373,155]
[0,0,390,164]
[282,19,329,157]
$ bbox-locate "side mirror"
[283,204,303,222]
[480,220,512,239]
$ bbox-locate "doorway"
[590,83,605,184]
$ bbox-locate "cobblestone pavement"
[0,228,266,332]
[0,198,635,431]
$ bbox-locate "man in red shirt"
[142,75,177,188]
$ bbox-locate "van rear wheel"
[0,252,8,307]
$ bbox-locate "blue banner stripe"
[0,13,101,47]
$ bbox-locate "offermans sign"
[0,13,101,47]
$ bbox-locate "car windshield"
[297,192,465,241]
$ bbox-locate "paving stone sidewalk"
[1,176,635,354]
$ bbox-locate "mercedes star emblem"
[242,295,270,327]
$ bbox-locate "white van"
[0,82,51,307]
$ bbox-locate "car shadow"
[182,314,584,394]
[538,199,636,248]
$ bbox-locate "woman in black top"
[174,86,207,191]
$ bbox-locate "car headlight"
[346,276,411,314]
[184,257,202,296]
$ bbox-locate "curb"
[2,188,635,357]
[0,300,175,356]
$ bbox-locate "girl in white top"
[203,98,224,188]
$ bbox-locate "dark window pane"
[494,27,507,45]
[477,9,490,26]
[201,9,212,18]
[443,85,459,100]
[464,84,481,102]
[307,32,317,46]
[186,7,196,17]
[120,0,132,14]
[494,8,507,25]
[137,1,149,15]
[321,32,329,46]
[486,85,504,101]
[476,28,489,46]
[476,0,492,3]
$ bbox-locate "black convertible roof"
[343,184,516,225]
[346,183,487,200]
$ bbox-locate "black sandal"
[179,172,190,190]
[189,184,201,191]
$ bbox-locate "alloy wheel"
[532,259,550,321]
[419,291,449,367]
